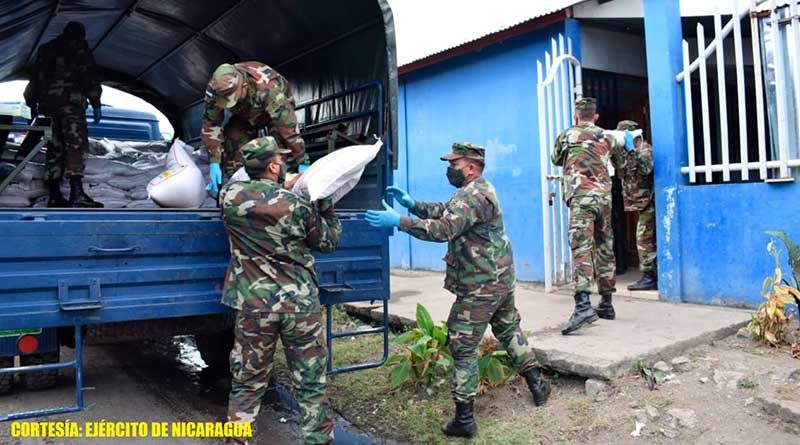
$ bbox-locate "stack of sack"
[0,138,216,209]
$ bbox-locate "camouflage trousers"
[568,196,616,294]
[45,104,89,180]
[636,198,657,273]
[226,310,333,445]
[447,291,536,402]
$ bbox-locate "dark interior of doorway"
[583,68,650,273]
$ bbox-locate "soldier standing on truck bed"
[551,98,627,335]
[365,142,552,439]
[219,136,341,445]
[202,62,307,196]
[24,21,104,208]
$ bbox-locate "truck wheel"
[0,356,13,394]
[21,351,59,390]
[195,332,233,378]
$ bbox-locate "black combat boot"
[46,179,69,208]
[561,291,599,335]
[596,293,615,320]
[442,400,477,438]
[68,176,103,208]
[628,271,658,291]
[522,367,551,406]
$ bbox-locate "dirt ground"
[322,316,800,445]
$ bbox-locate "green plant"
[382,304,452,388]
[635,360,665,390]
[478,338,517,392]
[748,237,800,346]
[738,378,759,389]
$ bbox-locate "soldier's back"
[559,123,615,201]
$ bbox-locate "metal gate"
[536,34,582,292]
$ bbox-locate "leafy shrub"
[383,304,452,388]
[478,338,517,393]
[748,236,800,346]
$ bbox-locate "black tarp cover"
[0,0,398,159]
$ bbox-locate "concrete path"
[345,270,750,380]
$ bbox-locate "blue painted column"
[643,0,685,302]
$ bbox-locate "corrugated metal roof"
[388,0,585,67]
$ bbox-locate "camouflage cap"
[241,136,291,174]
[206,64,244,109]
[616,120,640,131]
[574,97,597,114]
[440,142,485,163]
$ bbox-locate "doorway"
[583,68,650,273]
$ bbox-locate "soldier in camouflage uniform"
[365,142,551,439]
[552,98,627,335]
[616,120,657,291]
[220,136,341,445]
[202,62,306,195]
[24,21,103,208]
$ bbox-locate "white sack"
[604,129,644,147]
[147,139,206,208]
[292,140,382,203]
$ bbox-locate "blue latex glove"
[386,186,415,209]
[365,200,401,228]
[207,162,223,195]
[624,130,635,151]
[93,107,102,124]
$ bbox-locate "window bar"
[697,24,714,183]
[751,0,769,179]
[770,0,791,178]
[682,40,698,183]
[715,13,732,182]
[733,0,750,181]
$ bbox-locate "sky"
[0,80,174,140]
[0,0,574,140]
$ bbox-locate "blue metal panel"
[643,0,686,303]
[393,22,572,281]
[0,210,390,329]
[677,182,800,307]
[86,105,162,141]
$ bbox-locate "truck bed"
[0,209,388,330]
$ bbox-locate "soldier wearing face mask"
[365,142,551,439]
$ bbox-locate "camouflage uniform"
[616,120,656,273]
[551,99,626,294]
[399,143,536,402]
[202,62,307,175]
[220,137,341,445]
[24,26,101,181]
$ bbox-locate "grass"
[738,378,759,389]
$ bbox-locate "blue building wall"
[390,20,580,282]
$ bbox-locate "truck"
[0,0,398,421]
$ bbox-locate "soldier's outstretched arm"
[269,97,307,169]
[305,199,342,253]
[200,98,226,164]
[410,200,449,219]
[400,194,480,242]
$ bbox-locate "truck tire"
[21,351,59,390]
[195,331,234,378]
[0,356,13,395]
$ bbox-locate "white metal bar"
[698,24,714,182]
[550,38,564,284]
[714,13,732,182]
[682,40,698,183]
[790,0,800,158]
[751,0,769,179]
[676,2,752,82]
[564,37,575,279]
[557,36,569,282]
[681,157,800,173]
[770,0,791,178]
[545,51,559,286]
[733,0,750,180]
[537,60,552,293]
